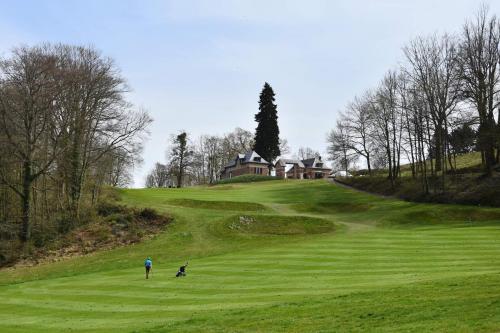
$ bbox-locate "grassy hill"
[1,180,500,332]
[343,151,500,206]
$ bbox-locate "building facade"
[220,151,270,179]
[275,156,331,179]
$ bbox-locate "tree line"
[327,7,500,193]
[0,44,151,258]
[146,128,294,186]
[146,82,292,187]
[146,127,320,188]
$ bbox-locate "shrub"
[96,201,125,216]
[215,175,280,185]
[137,208,159,221]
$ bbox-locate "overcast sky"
[1,0,498,187]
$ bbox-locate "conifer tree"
[253,82,280,163]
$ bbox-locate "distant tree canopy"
[145,163,171,188]
[253,82,281,164]
[296,147,320,160]
[146,126,291,187]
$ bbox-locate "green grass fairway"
[1,180,500,332]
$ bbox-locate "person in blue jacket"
[144,257,153,279]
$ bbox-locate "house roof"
[223,151,269,169]
[275,158,305,168]
[301,158,317,168]
[276,156,330,170]
[242,151,269,164]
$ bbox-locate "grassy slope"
[0,180,499,332]
[399,151,483,176]
[347,151,500,206]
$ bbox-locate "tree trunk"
[386,144,394,188]
[20,161,32,243]
[69,126,83,219]
[366,153,371,176]
[434,124,443,172]
[479,119,496,176]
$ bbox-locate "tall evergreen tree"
[169,132,193,188]
[253,82,280,163]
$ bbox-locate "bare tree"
[0,43,151,261]
[296,147,320,160]
[404,33,460,176]
[342,92,376,175]
[0,45,63,242]
[327,120,357,173]
[220,127,254,164]
[458,6,500,174]
[54,45,151,217]
[145,163,171,188]
[279,138,291,156]
[192,135,224,184]
[369,71,403,187]
[99,146,140,188]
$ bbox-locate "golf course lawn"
[1,180,500,332]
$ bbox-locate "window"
[253,157,261,162]
[254,167,263,174]
[316,163,323,168]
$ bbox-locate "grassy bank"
[0,180,499,332]
[342,151,500,206]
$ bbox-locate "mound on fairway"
[293,201,373,214]
[224,214,335,235]
[166,198,266,211]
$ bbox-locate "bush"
[56,215,75,234]
[96,201,125,216]
[137,208,159,221]
[105,212,134,226]
[215,175,280,185]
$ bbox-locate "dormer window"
[253,157,261,162]
[316,163,323,168]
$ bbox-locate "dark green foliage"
[215,174,279,184]
[137,208,160,221]
[449,124,477,154]
[169,132,194,188]
[97,201,125,216]
[98,202,170,226]
[253,82,280,163]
